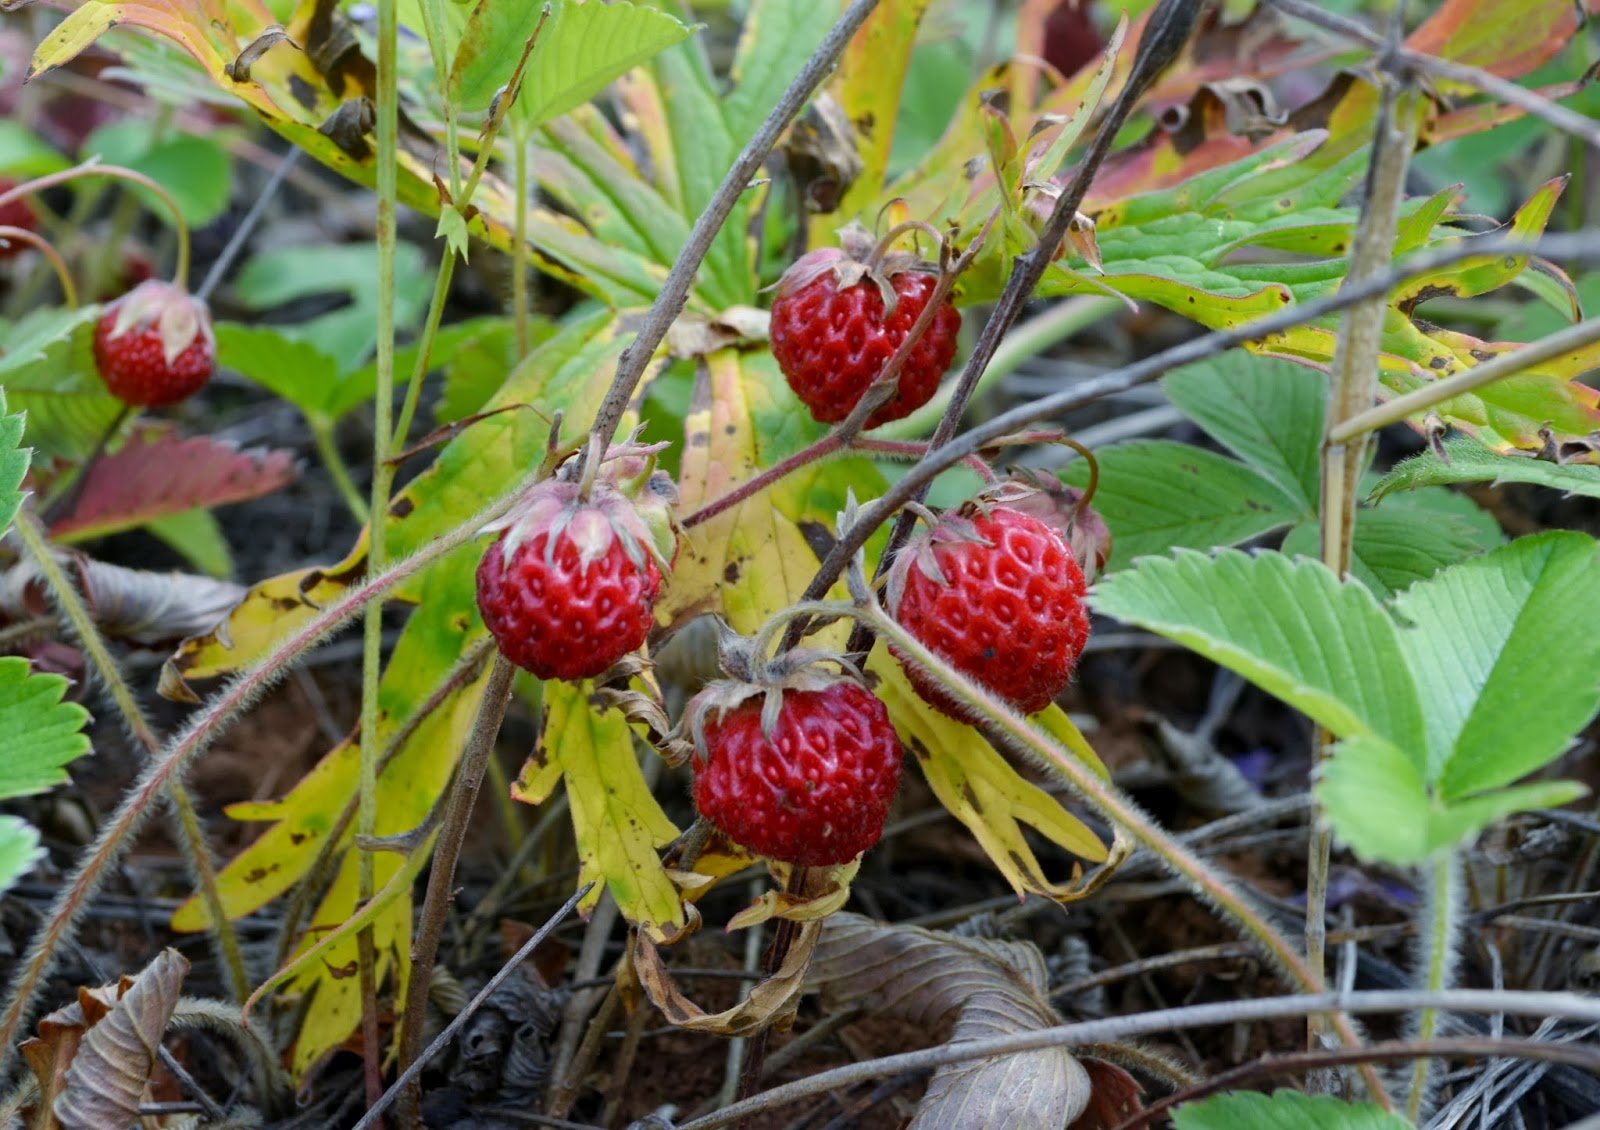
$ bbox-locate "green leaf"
[512,680,685,940]
[229,245,430,373]
[0,657,92,800]
[451,0,691,121]
[1373,437,1600,502]
[215,324,344,423]
[0,389,28,535]
[1318,734,1586,864]
[1391,531,1600,795]
[1282,490,1500,599]
[0,306,119,460]
[0,121,68,180]
[722,0,835,143]
[1090,550,1425,752]
[1162,355,1326,509]
[0,816,44,898]
[1174,1088,1412,1130]
[145,508,234,577]
[1062,441,1301,570]
[82,123,232,227]
[434,207,470,260]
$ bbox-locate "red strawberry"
[476,460,677,681]
[887,486,1091,719]
[686,638,902,866]
[769,230,960,428]
[0,177,38,260]
[92,280,216,407]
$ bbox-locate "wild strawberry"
[92,280,216,407]
[476,454,677,681]
[769,227,960,428]
[0,177,37,260]
[887,484,1091,719]
[685,634,902,866]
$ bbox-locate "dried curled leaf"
[20,949,189,1130]
[0,553,246,648]
[808,913,1090,1129]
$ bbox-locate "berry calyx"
[92,279,216,407]
[685,637,903,867]
[476,451,678,682]
[0,177,38,260]
[769,227,961,428]
[887,486,1091,719]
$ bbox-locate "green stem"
[358,0,402,1112]
[1407,853,1460,1121]
[418,0,465,203]
[880,296,1122,439]
[513,129,532,356]
[10,510,249,1004]
[310,417,370,523]
[390,255,458,452]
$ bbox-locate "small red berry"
[688,663,902,867]
[769,239,960,428]
[92,280,216,407]
[888,494,1090,719]
[0,177,38,260]
[476,471,676,681]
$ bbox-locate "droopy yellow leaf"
[872,656,1109,901]
[659,347,881,635]
[512,680,686,942]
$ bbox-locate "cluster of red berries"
[473,234,1096,870]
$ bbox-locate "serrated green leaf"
[722,0,835,143]
[1282,491,1500,599]
[1,307,121,460]
[449,0,691,121]
[511,680,684,940]
[215,323,343,424]
[1372,437,1600,502]
[0,816,44,898]
[0,389,27,535]
[1162,356,1326,509]
[1391,531,1600,795]
[0,657,92,800]
[1090,550,1425,752]
[1174,1088,1412,1130]
[1062,441,1301,570]
[435,207,470,259]
[1318,734,1587,864]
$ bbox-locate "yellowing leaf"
[871,657,1109,902]
[660,348,880,634]
[512,681,685,942]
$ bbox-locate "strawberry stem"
[863,218,946,270]
[0,226,76,306]
[0,162,193,290]
[1053,435,1100,514]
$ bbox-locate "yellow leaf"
[512,681,686,942]
[872,656,1109,901]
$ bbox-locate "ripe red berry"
[769,243,960,428]
[0,177,38,260]
[92,280,216,407]
[888,496,1090,719]
[476,474,676,681]
[689,672,902,867]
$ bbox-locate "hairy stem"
[0,462,540,1068]
[395,653,517,1117]
[10,510,248,1003]
[1407,853,1462,1121]
[582,0,883,459]
[310,418,371,523]
[859,603,1392,1107]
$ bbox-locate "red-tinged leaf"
[1406,0,1600,86]
[49,427,297,543]
[1069,1059,1147,1130]
[1426,71,1600,144]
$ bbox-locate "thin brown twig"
[678,989,1600,1130]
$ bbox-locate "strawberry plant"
[2,0,1600,1126]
